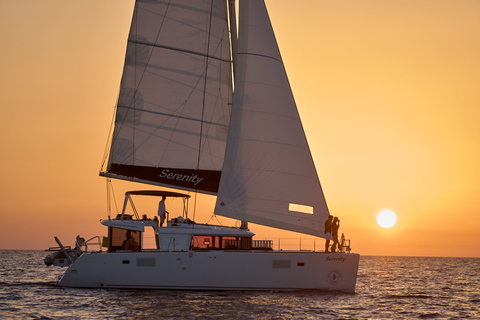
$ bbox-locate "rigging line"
[99,105,117,172]
[106,178,111,220]
[193,0,216,225]
[197,0,215,170]
[106,178,120,218]
[111,180,120,216]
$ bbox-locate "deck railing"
[140,235,352,252]
[253,237,351,253]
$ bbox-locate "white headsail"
[214,0,330,237]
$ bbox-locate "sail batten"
[237,51,282,63]
[127,39,231,63]
[115,105,229,128]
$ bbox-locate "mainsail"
[214,0,330,237]
[103,0,233,194]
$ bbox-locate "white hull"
[59,250,359,292]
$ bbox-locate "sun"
[377,210,397,228]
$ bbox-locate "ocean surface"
[1,250,479,319]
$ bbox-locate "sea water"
[1,250,479,319]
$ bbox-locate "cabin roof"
[127,190,191,198]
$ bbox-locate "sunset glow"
[1,0,479,258]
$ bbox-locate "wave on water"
[418,313,442,319]
[0,281,60,288]
[387,294,433,299]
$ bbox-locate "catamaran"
[53,0,360,292]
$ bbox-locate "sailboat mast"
[228,0,250,230]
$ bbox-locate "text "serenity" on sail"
[159,169,204,186]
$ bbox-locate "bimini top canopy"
[127,190,191,198]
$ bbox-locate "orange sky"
[1,0,479,257]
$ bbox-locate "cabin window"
[191,236,252,250]
[192,236,215,249]
[108,227,142,252]
[223,237,252,250]
[239,237,252,250]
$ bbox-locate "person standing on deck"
[324,215,333,252]
[331,217,340,252]
[158,196,167,226]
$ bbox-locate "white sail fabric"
[214,0,330,237]
[105,0,232,194]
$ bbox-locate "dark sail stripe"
[107,164,221,194]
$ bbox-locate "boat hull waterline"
[59,251,359,292]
